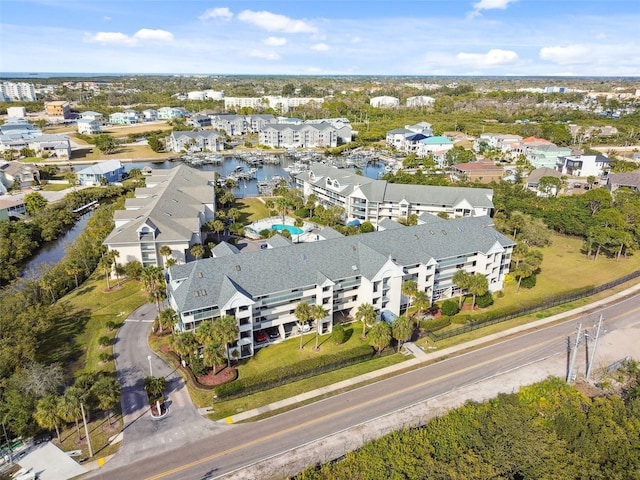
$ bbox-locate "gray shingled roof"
[168,216,514,313]
[104,165,215,245]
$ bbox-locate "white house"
[109,111,138,125]
[557,154,610,178]
[158,107,188,119]
[142,109,158,121]
[76,160,125,186]
[370,96,400,108]
[406,96,435,107]
[81,111,105,124]
[7,107,26,118]
[77,119,101,135]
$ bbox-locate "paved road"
[105,303,226,470]
[90,292,640,480]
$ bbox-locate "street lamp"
[147,355,153,377]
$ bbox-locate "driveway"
[104,303,225,471]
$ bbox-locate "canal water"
[18,157,384,278]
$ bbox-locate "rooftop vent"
[197,271,203,278]
[352,265,358,271]
[235,265,241,272]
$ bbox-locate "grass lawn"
[70,144,175,161]
[101,122,173,136]
[43,183,70,191]
[52,411,123,462]
[59,274,147,374]
[235,197,271,223]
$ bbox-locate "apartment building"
[166,215,514,358]
[0,82,37,102]
[45,101,71,119]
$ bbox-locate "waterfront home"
[76,160,125,186]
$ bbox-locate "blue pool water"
[272,224,304,235]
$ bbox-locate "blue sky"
[1,0,639,76]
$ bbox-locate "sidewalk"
[220,281,640,424]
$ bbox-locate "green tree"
[58,387,83,440]
[34,395,62,442]
[143,376,166,401]
[392,315,413,352]
[190,243,205,260]
[94,134,119,154]
[355,302,376,338]
[468,273,489,310]
[23,192,48,216]
[125,260,143,280]
[402,280,418,312]
[294,302,312,350]
[413,291,430,317]
[368,321,392,354]
[202,341,226,374]
[441,299,460,317]
[159,245,173,267]
[211,219,225,241]
[311,304,328,351]
[158,308,177,334]
[452,269,471,308]
[217,314,239,367]
[91,377,121,426]
[99,253,114,290]
[169,331,198,364]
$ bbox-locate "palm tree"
[58,387,83,440]
[276,196,289,226]
[195,320,216,346]
[468,273,489,310]
[211,220,225,241]
[217,315,239,367]
[169,331,198,364]
[190,243,205,260]
[143,376,166,400]
[141,266,166,316]
[227,208,240,224]
[91,377,121,426]
[452,269,471,308]
[413,291,430,318]
[294,302,312,350]
[35,395,62,442]
[158,308,178,334]
[368,321,392,355]
[355,303,376,338]
[159,245,173,267]
[402,280,418,313]
[392,315,413,352]
[99,253,113,290]
[165,257,178,267]
[311,304,328,351]
[110,250,121,286]
[202,342,226,375]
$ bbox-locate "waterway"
[17,156,384,278]
[20,210,94,279]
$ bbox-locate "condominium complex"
[295,165,494,226]
[167,215,514,358]
[103,165,216,267]
[0,82,37,102]
[224,96,324,113]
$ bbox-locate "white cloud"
[469,0,517,18]
[199,7,233,21]
[248,49,280,60]
[134,29,174,42]
[456,49,519,66]
[84,28,174,47]
[103,16,111,21]
[311,43,329,51]
[264,36,287,46]
[539,45,590,64]
[237,10,317,33]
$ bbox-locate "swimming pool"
[271,224,304,235]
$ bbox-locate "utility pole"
[567,323,582,382]
[586,315,604,380]
[80,402,94,458]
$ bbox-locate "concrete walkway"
[221,282,640,424]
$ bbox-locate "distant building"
[45,101,71,119]
[6,106,26,118]
[109,111,138,125]
[81,111,105,124]
[142,109,158,121]
[0,82,36,102]
[557,154,610,178]
[474,133,523,154]
[165,131,224,153]
[0,134,70,159]
[0,161,40,189]
[259,122,339,149]
[526,167,563,196]
[158,107,188,119]
[223,96,324,114]
[76,160,125,186]
[0,197,26,221]
[0,118,41,136]
[606,169,640,193]
[450,162,504,183]
[370,96,400,108]
[406,96,435,107]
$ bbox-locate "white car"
[298,323,311,333]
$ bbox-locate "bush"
[259,229,272,239]
[441,300,460,317]
[421,317,451,332]
[475,293,494,308]
[452,314,472,325]
[520,274,537,289]
[106,320,116,331]
[294,208,310,218]
[99,352,111,362]
[496,290,505,298]
[190,356,207,377]
[332,323,347,344]
[98,335,111,347]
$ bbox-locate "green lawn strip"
[54,412,123,462]
[205,353,406,421]
[61,275,147,375]
[236,197,271,223]
[43,183,70,191]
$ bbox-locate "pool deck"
[247,216,318,242]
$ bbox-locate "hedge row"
[215,344,377,399]
[420,317,451,332]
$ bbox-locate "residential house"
[525,167,564,196]
[0,197,26,221]
[7,107,26,118]
[0,161,40,189]
[158,107,188,120]
[606,170,640,192]
[142,109,159,121]
[0,134,71,159]
[45,101,71,119]
[165,131,224,153]
[510,136,553,161]
[76,160,125,186]
[295,165,493,226]
[77,119,102,135]
[527,144,573,169]
[473,133,523,153]
[0,118,41,136]
[450,161,504,183]
[109,111,138,125]
[166,215,514,358]
[417,135,454,158]
[81,111,105,124]
[103,165,216,268]
[557,154,610,178]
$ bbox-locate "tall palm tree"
[158,308,178,334]
[58,387,83,440]
[452,269,471,308]
[294,302,312,350]
[143,376,166,400]
[211,220,225,241]
[368,321,392,355]
[190,243,205,260]
[202,342,226,375]
[355,303,376,338]
[311,304,328,351]
[276,197,289,226]
[468,273,489,310]
[402,280,418,312]
[110,250,121,286]
[99,253,113,290]
[91,377,121,426]
[159,245,173,267]
[35,395,62,442]
[392,315,413,352]
[413,291,430,318]
[169,331,198,364]
[217,315,239,367]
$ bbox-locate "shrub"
[190,356,207,377]
[294,208,310,218]
[475,293,494,308]
[421,317,451,332]
[496,290,505,298]
[98,335,111,347]
[441,300,460,317]
[332,323,347,344]
[99,352,111,362]
[259,229,272,239]
[106,320,116,331]
[520,273,537,289]
[452,314,472,325]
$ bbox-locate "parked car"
[254,331,267,343]
[268,328,280,340]
[298,322,311,333]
